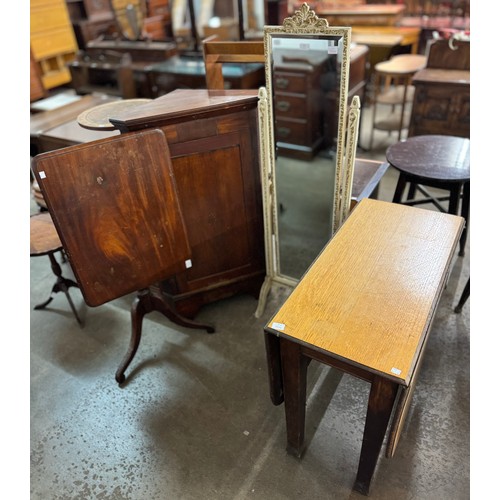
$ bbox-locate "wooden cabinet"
[408,39,470,138]
[272,49,328,160]
[109,89,266,318]
[30,0,79,90]
[408,69,469,138]
[324,44,369,149]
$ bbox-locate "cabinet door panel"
[411,85,469,137]
[168,129,264,290]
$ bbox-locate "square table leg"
[280,337,309,458]
[354,376,399,495]
[264,331,284,405]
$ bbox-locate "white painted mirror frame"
[255,3,361,318]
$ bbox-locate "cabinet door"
[162,109,265,295]
[410,84,470,138]
[449,92,470,137]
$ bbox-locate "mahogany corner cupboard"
[109,89,266,319]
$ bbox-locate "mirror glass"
[111,0,145,41]
[270,33,345,279]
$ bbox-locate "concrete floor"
[30,106,470,499]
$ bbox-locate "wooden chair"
[202,35,265,89]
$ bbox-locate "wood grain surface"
[267,198,464,385]
[32,129,191,307]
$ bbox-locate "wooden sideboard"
[408,39,470,138]
[108,89,266,319]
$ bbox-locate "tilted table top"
[266,198,464,387]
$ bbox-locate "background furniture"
[323,44,369,151]
[315,3,406,26]
[202,36,265,90]
[30,212,82,325]
[31,0,79,91]
[70,39,178,98]
[408,38,470,138]
[65,0,119,49]
[31,49,48,103]
[30,92,120,156]
[108,89,266,322]
[368,53,426,149]
[147,55,265,95]
[68,50,137,98]
[264,197,464,496]
[387,134,470,256]
[272,47,329,160]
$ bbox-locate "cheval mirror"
[255,3,361,317]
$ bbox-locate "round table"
[77,98,152,131]
[386,134,470,256]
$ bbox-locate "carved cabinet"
[408,69,470,138]
[408,38,470,138]
[110,89,266,319]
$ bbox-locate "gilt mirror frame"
[255,3,360,317]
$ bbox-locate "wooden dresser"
[409,39,470,138]
[272,48,327,160]
[109,89,266,319]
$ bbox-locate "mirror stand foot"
[254,276,273,318]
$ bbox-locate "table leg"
[34,251,82,326]
[115,285,215,384]
[281,338,309,458]
[448,184,461,216]
[264,331,284,405]
[459,182,469,256]
[354,376,399,496]
[392,173,407,204]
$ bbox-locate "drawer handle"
[277,127,291,137]
[276,77,289,89]
[276,100,291,112]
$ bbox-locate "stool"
[30,212,83,325]
[386,134,470,256]
[368,54,427,149]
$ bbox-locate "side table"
[386,134,470,256]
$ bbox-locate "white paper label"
[185,259,192,269]
[391,367,402,375]
[39,171,46,179]
[271,322,285,331]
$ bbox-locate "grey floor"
[30,105,470,499]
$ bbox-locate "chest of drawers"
[272,49,329,160]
